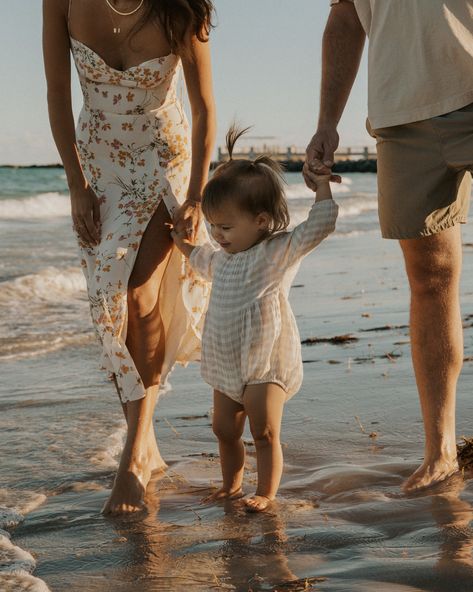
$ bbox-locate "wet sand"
[4,224,473,591]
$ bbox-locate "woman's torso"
[67,0,191,211]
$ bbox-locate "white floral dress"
[189,200,339,403]
[70,37,209,402]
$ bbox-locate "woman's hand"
[171,227,196,259]
[70,182,101,247]
[173,198,203,242]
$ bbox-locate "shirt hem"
[381,216,468,240]
[369,90,473,130]
[207,378,299,403]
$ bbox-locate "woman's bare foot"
[102,459,151,515]
[147,433,167,474]
[244,495,273,513]
[202,487,244,503]
[402,456,459,493]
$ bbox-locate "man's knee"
[401,233,461,297]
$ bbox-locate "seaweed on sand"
[457,437,473,469]
[301,334,358,345]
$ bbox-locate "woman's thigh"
[128,200,173,311]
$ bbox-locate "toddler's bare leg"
[243,383,286,512]
[204,390,246,501]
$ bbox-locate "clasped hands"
[169,197,202,248]
[303,126,342,191]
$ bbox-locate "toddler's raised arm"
[265,180,338,268]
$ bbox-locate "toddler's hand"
[170,227,196,258]
[314,174,333,202]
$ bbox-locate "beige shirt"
[330,0,473,128]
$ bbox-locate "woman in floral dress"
[43,0,216,514]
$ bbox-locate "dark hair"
[202,125,290,233]
[136,0,215,53]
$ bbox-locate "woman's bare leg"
[116,394,164,474]
[103,201,173,515]
[204,391,246,501]
[243,383,286,512]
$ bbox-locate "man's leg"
[400,224,463,492]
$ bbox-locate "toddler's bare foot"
[402,456,459,493]
[102,460,151,515]
[244,495,273,513]
[202,487,244,503]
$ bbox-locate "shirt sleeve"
[188,243,220,281]
[264,199,338,268]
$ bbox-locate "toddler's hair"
[202,125,290,233]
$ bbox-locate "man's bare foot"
[402,456,459,493]
[244,495,273,513]
[202,487,244,503]
[102,460,151,515]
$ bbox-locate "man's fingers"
[302,164,319,191]
[308,160,332,176]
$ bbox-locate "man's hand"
[303,127,341,191]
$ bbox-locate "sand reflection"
[105,470,308,591]
[430,474,473,575]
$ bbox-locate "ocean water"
[2,168,473,591]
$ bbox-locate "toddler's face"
[207,203,270,254]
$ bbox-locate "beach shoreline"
[2,172,473,591]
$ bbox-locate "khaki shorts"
[368,102,473,239]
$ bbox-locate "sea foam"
[285,178,352,200]
[89,421,127,469]
[0,571,51,592]
[0,490,47,530]
[0,491,50,591]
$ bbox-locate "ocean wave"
[338,195,378,219]
[0,193,70,220]
[0,267,86,305]
[285,178,352,200]
[0,333,94,361]
[288,194,378,229]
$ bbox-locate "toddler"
[172,126,338,512]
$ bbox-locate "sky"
[0,0,371,165]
